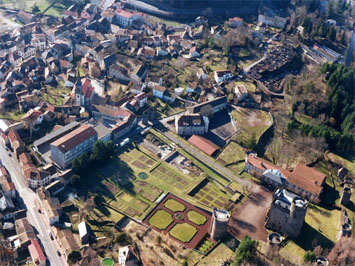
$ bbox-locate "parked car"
[57,250,61,256]
[48,230,54,240]
[37,208,42,213]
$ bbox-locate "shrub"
[114,232,130,245]
[304,251,316,262]
[67,250,81,264]
[69,174,81,188]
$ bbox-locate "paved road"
[0,144,67,266]
[157,128,251,187]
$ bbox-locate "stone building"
[245,153,326,203]
[175,114,209,136]
[50,124,98,169]
[209,208,230,241]
[265,189,307,237]
[187,96,227,115]
[340,187,352,206]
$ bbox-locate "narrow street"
[0,144,67,266]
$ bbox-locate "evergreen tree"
[233,235,257,265]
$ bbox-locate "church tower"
[74,69,83,106]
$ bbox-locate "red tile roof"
[116,9,136,19]
[188,135,220,156]
[51,124,97,153]
[288,164,326,196]
[0,167,8,177]
[81,78,95,99]
[28,239,46,264]
[246,155,326,196]
[8,129,25,153]
[21,109,42,123]
[19,152,32,166]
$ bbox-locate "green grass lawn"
[0,109,24,122]
[42,86,70,105]
[306,205,341,242]
[164,199,186,212]
[102,258,114,266]
[187,210,207,225]
[326,152,355,175]
[234,81,256,93]
[228,181,243,193]
[227,162,245,174]
[197,243,234,265]
[149,98,185,117]
[279,240,306,265]
[169,223,197,242]
[217,141,245,165]
[231,107,273,144]
[2,0,69,17]
[148,210,173,230]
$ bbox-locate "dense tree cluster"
[327,237,355,265]
[288,63,355,152]
[72,140,116,175]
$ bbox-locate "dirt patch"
[132,161,148,169]
[102,181,120,195]
[228,185,272,241]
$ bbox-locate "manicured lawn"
[217,141,245,165]
[102,258,114,266]
[169,223,197,243]
[164,199,186,212]
[148,210,173,230]
[187,211,207,225]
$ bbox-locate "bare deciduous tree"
[327,237,355,265]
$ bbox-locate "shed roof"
[188,135,220,156]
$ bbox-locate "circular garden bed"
[169,223,197,243]
[102,258,114,266]
[148,210,173,230]
[138,172,148,179]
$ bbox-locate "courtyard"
[228,185,273,241]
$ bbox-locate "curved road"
[0,144,67,266]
